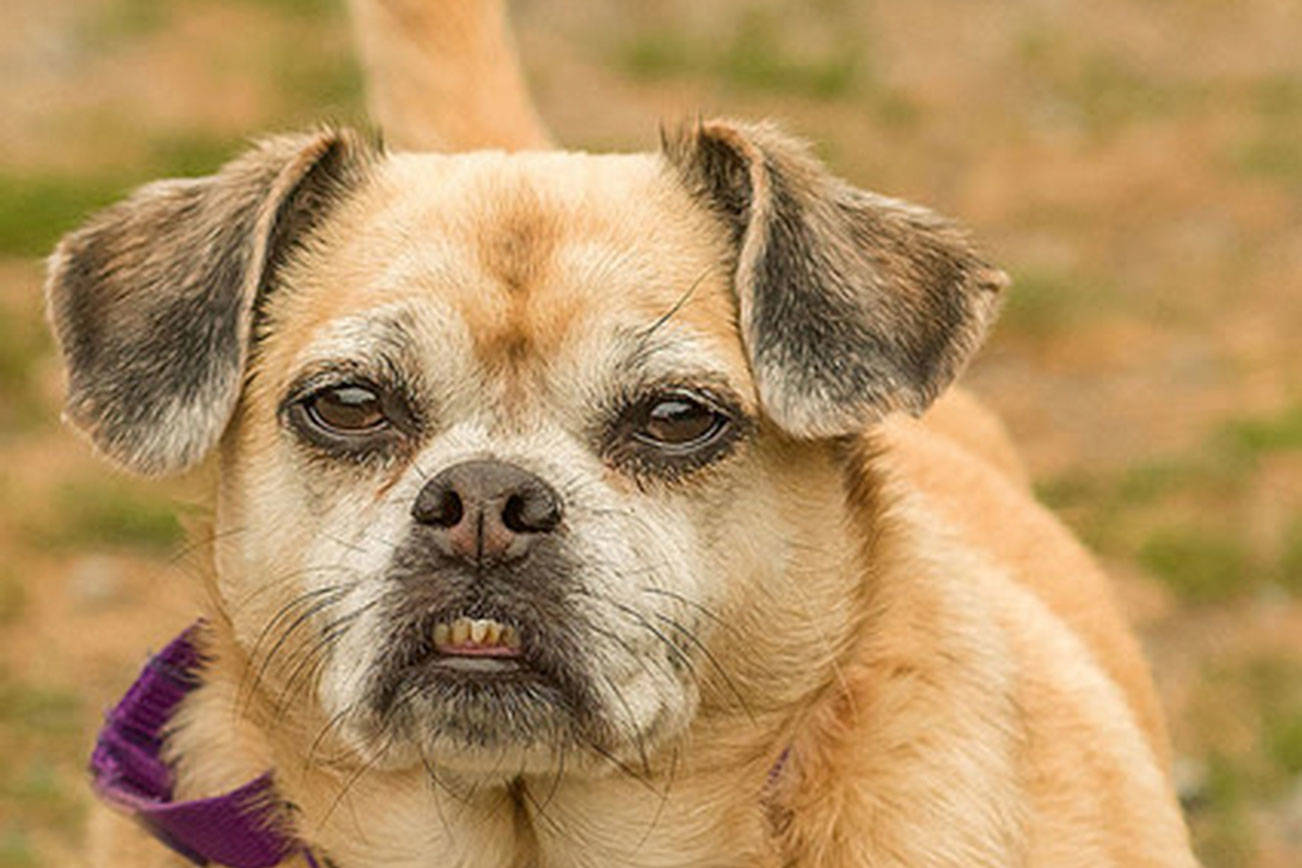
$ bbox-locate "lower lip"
[430,655,524,674]
[434,643,520,657]
[431,642,524,676]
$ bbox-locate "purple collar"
[90,624,322,867]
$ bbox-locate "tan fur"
[347,0,550,151]
[922,387,1030,486]
[72,2,1195,866]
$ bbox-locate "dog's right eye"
[303,384,388,433]
[282,378,419,459]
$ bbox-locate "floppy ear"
[663,119,1008,438]
[45,128,376,475]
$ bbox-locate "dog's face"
[46,123,1004,777]
[223,149,797,773]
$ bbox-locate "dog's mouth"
[370,602,591,708]
[429,616,525,674]
[360,556,608,751]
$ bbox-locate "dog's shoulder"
[873,409,1171,769]
[921,387,1030,487]
[780,413,1197,864]
[768,413,1194,865]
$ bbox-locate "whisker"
[654,612,754,723]
[635,267,712,345]
[603,674,651,778]
[637,743,681,851]
[272,601,378,715]
[573,731,662,797]
[241,587,349,713]
[638,586,733,633]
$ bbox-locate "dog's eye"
[603,387,747,479]
[634,394,728,449]
[304,384,387,433]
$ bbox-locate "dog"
[48,1,1195,864]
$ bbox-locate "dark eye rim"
[630,389,732,453]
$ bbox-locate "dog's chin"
[340,637,602,774]
[337,650,692,777]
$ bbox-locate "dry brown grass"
[1,1,1299,864]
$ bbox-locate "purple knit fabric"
[89,625,308,867]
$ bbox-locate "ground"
[0,1,1299,864]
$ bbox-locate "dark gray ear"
[45,128,376,475]
[663,119,1008,438]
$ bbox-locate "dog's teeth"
[470,619,489,643]
[436,617,517,649]
[451,618,471,645]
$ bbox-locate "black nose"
[411,460,562,565]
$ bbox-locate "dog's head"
[46,122,1004,776]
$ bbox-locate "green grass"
[1138,527,1252,604]
[1217,402,1302,459]
[1266,708,1302,776]
[272,52,366,121]
[0,130,249,259]
[0,681,81,737]
[34,480,182,553]
[717,14,859,99]
[1185,655,1302,865]
[1235,137,1302,185]
[146,133,245,178]
[0,175,131,258]
[1114,458,1229,504]
[996,267,1121,338]
[0,675,87,857]
[1191,753,1257,867]
[1245,658,1302,778]
[0,760,84,839]
[236,0,343,16]
[1016,27,1203,137]
[0,569,26,626]
[80,0,171,46]
[1234,74,1302,186]
[1038,402,1302,604]
[618,10,865,101]
[1253,74,1302,119]
[1070,52,1190,129]
[1279,519,1302,595]
[0,826,36,868]
[1036,457,1233,534]
[0,299,54,434]
[1034,469,1102,511]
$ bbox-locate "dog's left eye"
[303,384,388,433]
[633,393,729,450]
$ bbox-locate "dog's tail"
[346,0,552,151]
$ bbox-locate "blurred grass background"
[0,0,1299,864]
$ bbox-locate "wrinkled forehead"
[259,150,752,410]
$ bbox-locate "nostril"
[433,489,464,528]
[501,490,561,534]
[414,485,464,528]
[501,494,529,533]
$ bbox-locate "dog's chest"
[303,772,775,867]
